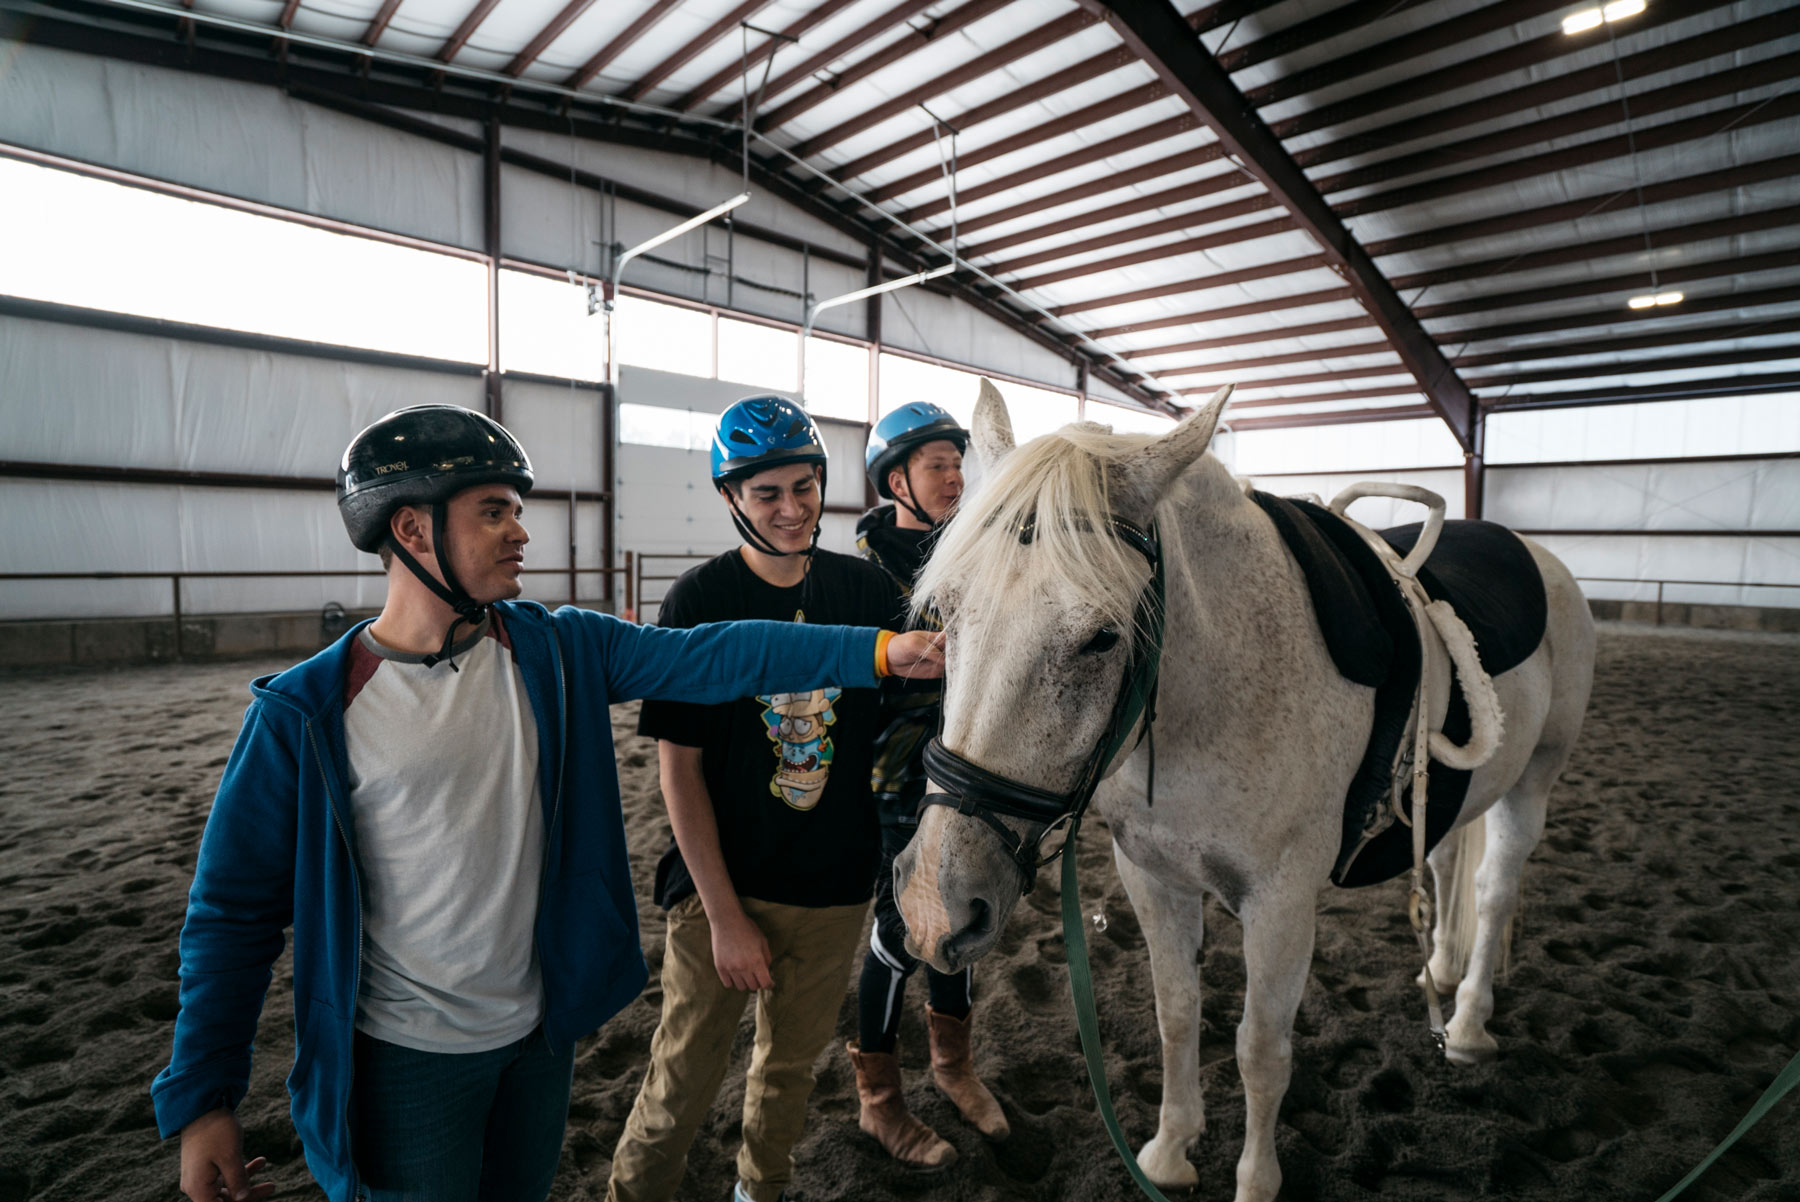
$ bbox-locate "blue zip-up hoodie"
[151,601,883,1202]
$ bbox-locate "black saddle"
[1247,491,1548,888]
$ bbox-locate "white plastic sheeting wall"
[1243,470,1468,526]
[1,314,485,619]
[0,44,483,250]
[1486,458,1800,608]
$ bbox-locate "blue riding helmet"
[711,395,829,486]
[865,402,968,499]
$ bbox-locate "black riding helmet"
[337,404,534,668]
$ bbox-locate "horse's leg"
[1444,742,1567,1064]
[1235,882,1316,1202]
[1111,840,1206,1190]
[1421,818,1482,990]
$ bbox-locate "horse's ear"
[1128,384,1233,504]
[971,377,1016,468]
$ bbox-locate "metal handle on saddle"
[1329,483,1447,579]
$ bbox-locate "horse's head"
[895,380,1231,972]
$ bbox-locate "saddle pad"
[1250,495,1549,888]
[1379,520,1549,679]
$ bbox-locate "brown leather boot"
[926,1006,1010,1140]
[847,1042,958,1169]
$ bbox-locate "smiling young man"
[151,404,942,1202]
[608,396,908,1202]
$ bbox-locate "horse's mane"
[913,421,1164,653]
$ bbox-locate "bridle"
[919,513,1166,893]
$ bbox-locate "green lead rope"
[1062,819,1181,1202]
[1063,816,1800,1202]
[1651,1045,1800,1202]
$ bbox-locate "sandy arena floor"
[2,624,1796,1201]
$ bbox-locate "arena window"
[0,153,486,363]
[1087,400,1177,435]
[1486,396,1800,463]
[613,294,715,377]
[617,402,713,450]
[717,316,798,393]
[801,336,871,421]
[498,269,606,381]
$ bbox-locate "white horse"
[894,385,1596,1202]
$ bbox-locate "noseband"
[920,513,1165,893]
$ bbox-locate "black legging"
[857,821,972,1053]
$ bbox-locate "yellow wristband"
[875,629,895,677]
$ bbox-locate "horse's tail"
[1435,813,1511,982]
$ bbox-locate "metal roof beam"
[1417,251,1800,324]
[969,172,1263,260]
[1273,0,1735,141]
[361,0,403,46]
[1087,287,1356,341]
[1468,345,1800,390]
[823,0,1283,183]
[1230,405,1438,430]
[504,0,598,77]
[1124,315,1378,359]
[1454,316,1800,371]
[1389,203,1800,293]
[671,0,862,111]
[1449,283,1800,347]
[1149,339,1395,379]
[623,0,773,102]
[1007,214,1297,292]
[1370,158,1800,260]
[754,0,1012,131]
[1081,0,1474,446]
[1338,91,1800,221]
[921,147,1224,238]
[438,0,502,63]
[871,101,1202,209]
[1481,371,1800,410]
[1294,5,1792,174]
[1314,49,1800,199]
[1048,255,1331,317]
[565,0,684,90]
[789,11,1102,160]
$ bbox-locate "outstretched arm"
[659,741,772,992]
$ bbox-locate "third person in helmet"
[847,400,1008,1169]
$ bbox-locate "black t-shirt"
[638,548,902,909]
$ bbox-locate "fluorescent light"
[804,265,955,330]
[1628,294,1658,309]
[1564,0,1643,33]
[1628,291,1683,309]
[1654,290,1683,305]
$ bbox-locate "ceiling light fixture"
[1628,291,1683,309]
[1562,0,1644,35]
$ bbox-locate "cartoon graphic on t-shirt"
[762,688,840,810]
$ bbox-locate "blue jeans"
[351,1026,575,1202]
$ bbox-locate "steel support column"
[483,113,503,422]
[1080,0,1474,449]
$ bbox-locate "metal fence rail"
[1574,576,1800,626]
[0,566,630,658]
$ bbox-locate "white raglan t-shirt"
[342,614,545,1053]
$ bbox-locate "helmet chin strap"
[385,501,488,671]
[894,464,940,529]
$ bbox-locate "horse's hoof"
[1137,1141,1199,1191]
[1445,1040,1498,1066]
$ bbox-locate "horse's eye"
[1080,628,1120,655]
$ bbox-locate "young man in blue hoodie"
[152,404,942,1202]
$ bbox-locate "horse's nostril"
[965,897,993,938]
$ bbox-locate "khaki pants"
[607,894,867,1202]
